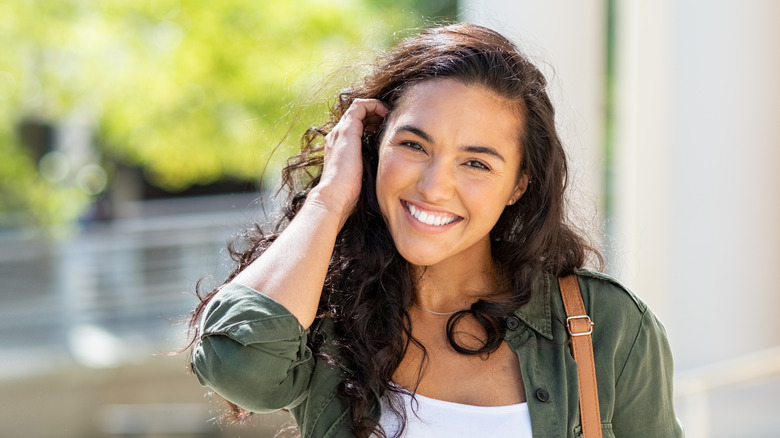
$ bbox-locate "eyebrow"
[396,124,433,143]
[462,145,506,162]
[395,124,506,162]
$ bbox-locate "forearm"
[230,189,346,329]
[231,99,387,329]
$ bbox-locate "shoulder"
[568,269,671,370]
[565,269,663,359]
[518,269,654,344]
[570,272,683,435]
[573,268,648,319]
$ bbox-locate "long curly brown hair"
[189,23,601,438]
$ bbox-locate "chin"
[394,244,443,268]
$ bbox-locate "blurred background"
[1,0,777,437]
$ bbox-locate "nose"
[416,159,455,202]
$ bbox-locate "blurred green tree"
[0,0,455,228]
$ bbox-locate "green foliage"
[0,0,446,227]
[0,123,87,228]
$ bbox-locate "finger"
[324,99,389,148]
[348,98,389,120]
[340,100,388,132]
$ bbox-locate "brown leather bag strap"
[559,275,602,438]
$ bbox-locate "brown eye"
[401,141,425,152]
[465,160,490,171]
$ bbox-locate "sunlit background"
[1,1,778,437]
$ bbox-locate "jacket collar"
[512,272,554,341]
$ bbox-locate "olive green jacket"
[192,270,684,437]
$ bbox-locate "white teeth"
[405,202,458,226]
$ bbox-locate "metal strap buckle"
[566,315,594,336]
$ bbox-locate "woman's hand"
[310,99,388,226]
[227,100,388,327]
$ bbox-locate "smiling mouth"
[404,201,461,226]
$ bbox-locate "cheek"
[462,181,510,222]
[375,148,398,213]
[375,149,389,194]
[376,150,409,198]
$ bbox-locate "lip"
[401,199,462,232]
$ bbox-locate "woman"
[190,23,683,437]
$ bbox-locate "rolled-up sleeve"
[192,283,314,413]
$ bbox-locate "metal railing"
[674,345,780,438]
[0,194,261,379]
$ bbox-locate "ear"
[507,172,530,206]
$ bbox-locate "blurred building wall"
[461,0,780,369]
[612,0,780,371]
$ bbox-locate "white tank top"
[378,391,533,438]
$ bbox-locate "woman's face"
[375,79,528,269]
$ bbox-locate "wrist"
[306,186,356,228]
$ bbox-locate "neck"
[410,245,502,314]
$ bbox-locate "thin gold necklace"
[411,302,463,316]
